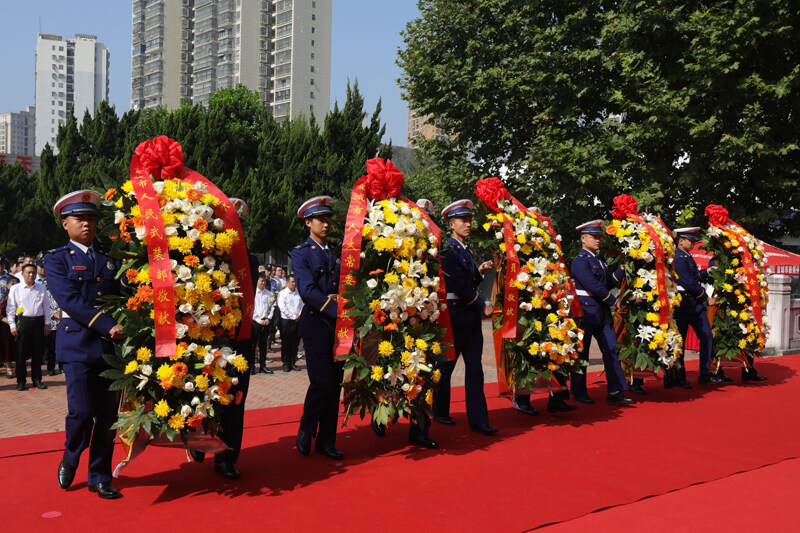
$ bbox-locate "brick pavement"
[0,320,697,439]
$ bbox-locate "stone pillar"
[766,274,792,353]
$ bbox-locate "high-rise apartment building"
[407,108,448,147]
[34,33,109,154]
[0,107,35,156]
[131,0,330,122]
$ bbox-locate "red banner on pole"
[501,215,520,338]
[630,214,670,326]
[725,222,764,325]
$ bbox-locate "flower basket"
[473,177,583,396]
[605,195,682,381]
[98,136,254,471]
[701,204,769,370]
[334,158,453,428]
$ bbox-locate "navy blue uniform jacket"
[292,237,340,338]
[571,250,623,326]
[441,237,485,329]
[673,248,709,315]
[43,242,122,363]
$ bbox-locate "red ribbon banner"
[537,213,583,318]
[129,156,177,358]
[630,214,670,326]
[334,177,369,360]
[724,222,764,325]
[501,215,521,338]
[182,170,254,340]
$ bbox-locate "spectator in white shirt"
[277,275,304,372]
[6,263,49,390]
[252,273,274,375]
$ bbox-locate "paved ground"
[0,320,697,439]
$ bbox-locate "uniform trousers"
[215,337,255,464]
[570,319,628,396]
[299,333,344,449]
[62,359,119,485]
[675,310,713,378]
[432,324,489,426]
[280,318,300,367]
[407,413,431,439]
[16,316,44,384]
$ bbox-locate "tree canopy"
[399,0,800,246]
[1,82,390,257]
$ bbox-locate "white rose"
[204,353,215,365]
[219,287,231,299]
[153,181,165,193]
[198,315,210,327]
[175,323,188,339]
[203,256,216,268]
[114,210,125,224]
[231,377,239,386]
[179,214,190,227]
[135,226,147,241]
[177,265,192,281]
[141,365,152,376]
[220,262,231,274]
[179,303,193,313]
[642,251,654,263]
[187,228,201,242]
[366,279,378,289]
[181,404,193,417]
[191,396,201,406]
[213,218,225,229]
[517,272,530,283]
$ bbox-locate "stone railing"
[765,275,800,354]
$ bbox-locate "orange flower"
[202,365,213,375]
[369,269,384,276]
[160,378,173,390]
[104,188,117,200]
[126,269,139,283]
[121,232,132,243]
[171,362,188,377]
[184,255,200,267]
[383,323,398,331]
[218,381,231,395]
[186,189,203,201]
[606,225,617,235]
[136,285,153,303]
[235,391,244,404]
[132,216,145,228]
[193,218,208,232]
[373,309,386,323]
[126,297,142,310]
[187,414,203,428]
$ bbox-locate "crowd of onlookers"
[0,255,303,391]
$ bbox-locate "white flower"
[219,287,231,299]
[191,396,201,406]
[187,228,201,242]
[213,218,225,230]
[204,353,215,365]
[198,315,210,327]
[179,302,193,313]
[152,181,165,193]
[220,262,231,274]
[175,323,188,339]
[203,256,216,269]
[114,210,125,224]
[176,265,192,281]
[135,226,147,241]
[231,377,239,386]
[180,404,192,417]
[366,279,378,289]
[141,365,152,376]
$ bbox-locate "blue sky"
[0,0,419,146]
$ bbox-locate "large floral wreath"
[99,136,252,465]
[605,194,682,379]
[473,177,583,394]
[701,204,769,368]
[334,158,452,428]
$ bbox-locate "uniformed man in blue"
[433,200,497,435]
[292,196,345,460]
[670,227,723,387]
[570,220,633,404]
[44,190,124,499]
[189,198,261,479]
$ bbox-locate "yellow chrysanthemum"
[168,414,185,430]
[384,272,399,284]
[154,399,172,418]
[415,339,428,351]
[199,232,215,249]
[121,180,134,194]
[231,355,248,373]
[136,347,153,362]
[425,389,433,405]
[156,363,173,381]
[370,365,383,381]
[378,341,393,357]
[194,374,210,391]
[212,270,227,286]
[431,342,442,355]
[124,361,139,374]
[405,335,414,349]
[432,369,442,383]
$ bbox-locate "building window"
[310,79,314,85]
[311,52,314,59]
[312,14,315,20]
[311,27,315,34]
[311,40,314,46]
[310,91,314,99]
[312,1,316,7]
[310,66,314,72]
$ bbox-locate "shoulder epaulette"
[45,246,69,255]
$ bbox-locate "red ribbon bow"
[474,177,509,212]
[363,158,404,200]
[134,135,184,181]
[704,204,730,227]
[611,194,639,220]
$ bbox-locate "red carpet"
[2,355,799,532]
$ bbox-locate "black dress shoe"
[574,395,594,404]
[434,415,456,426]
[291,364,301,371]
[189,449,205,463]
[716,372,733,383]
[742,370,768,382]
[469,423,498,436]
[607,392,634,404]
[370,418,386,437]
[409,435,440,449]
[259,367,274,375]
[47,369,57,376]
[250,367,257,375]
[629,384,647,395]
[283,365,291,372]
[34,381,48,390]
[214,461,240,480]
[547,399,578,412]
[16,383,26,391]
[57,452,76,489]
[296,430,311,455]
[698,374,723,385]
[88,482,121,499]
[676,379,693,389]
[315,446,344,460]
[512,398,539,416]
